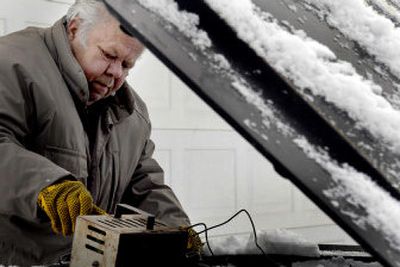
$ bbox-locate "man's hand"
[37,180,106,236]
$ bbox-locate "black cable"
[193,209,280,267]
[197,209,266,255]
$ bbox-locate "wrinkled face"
[68,17,144,105]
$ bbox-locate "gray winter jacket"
[0,18,190,265]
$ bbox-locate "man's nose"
[106,61,123,79]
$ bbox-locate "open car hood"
[102,1,400,266]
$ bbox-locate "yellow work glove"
[183,227,203,255]
[37,180,106,236]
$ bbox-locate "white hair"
[66,0,113,45]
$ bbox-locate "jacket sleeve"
[0,64,73,221]
[121,138,191,227]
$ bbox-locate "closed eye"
[99,47,117,61]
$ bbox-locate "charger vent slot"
[88,225,106,236]
[85,244,104,255]
[98,218,147,229]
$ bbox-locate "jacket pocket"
[43,145,88,178]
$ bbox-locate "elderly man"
[0,0,191,265]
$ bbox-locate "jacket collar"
[44,17,135,123]
[44,17,90,105]
[92,83,136,129]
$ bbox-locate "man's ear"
[67,17,80,41]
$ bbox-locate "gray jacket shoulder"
[0,27,48,66]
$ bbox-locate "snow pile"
[203,0,400,154]
[294,136,400,251]
[137,0,211,50]
[232,80,293,137]
[304,0,400,78]
[137,0,235,72]
[206,234,249,255]
[248,229,320,257]
[205,229,320,257]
